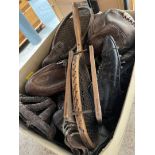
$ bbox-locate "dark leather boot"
[97,35,121,131]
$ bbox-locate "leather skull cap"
[25,63,66,96]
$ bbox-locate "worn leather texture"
[97,35,121,131]
[88,9,135,55]
[49,7,92,63]
[42,42,65,67]
[25,63,66,96]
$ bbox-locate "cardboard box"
[19,30,135,155]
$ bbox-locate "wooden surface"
[129,0,135,10]
[64,51,74,121]
[89,45,102,124]
[72,2,83,52]
[19,0,42,47]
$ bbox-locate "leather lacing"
[110,9,135,26]
[122,11,135,26]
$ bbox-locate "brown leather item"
[42,42,65,67]
[25,63,66,96]
[47,6,92,64]
[88,9,135,55]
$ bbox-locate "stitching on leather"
[90,23,127,47]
